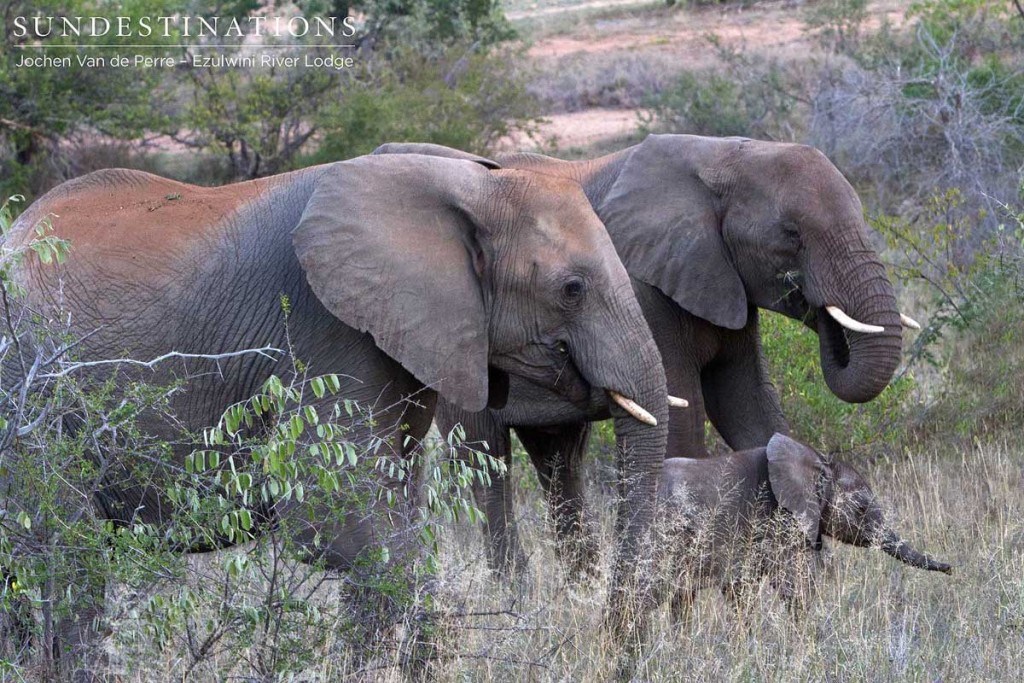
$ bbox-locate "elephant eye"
[561,277,586,305]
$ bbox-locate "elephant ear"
[293,154,494,411]
[766,433,829,548]
[372,142,501,169]
[599,134,748,329]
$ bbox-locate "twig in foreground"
[39,347,285,379]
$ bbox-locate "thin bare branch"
[40,347,284,379]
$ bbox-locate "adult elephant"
[377,136,914,577]
[5,151,668,676]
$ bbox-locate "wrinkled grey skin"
[655,434,951,622]
[377,137,906,578]
[4,151,667,677]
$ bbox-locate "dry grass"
[508,1,666,41]
[421,435,1021,681]
[9,271,1022,683]
[11,298,1019,683]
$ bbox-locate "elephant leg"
[434,402,525,578]
[720,580,748,615]
[665,362,708,459]
[776,548,821,620]
[49,557,108,683]
[514,422,598,579]
[669,587,696,626]
[702,309,789,451]
[272,364,443,674]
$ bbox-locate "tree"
[0,0,178,196]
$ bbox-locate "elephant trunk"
[605,376,668,635]
[575,302,669,635]
[815,254,902,404]
[879,529,952,574]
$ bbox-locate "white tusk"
[668,395,689,408]
[608,391,658,426]
[825,305,884,334]
[900,313,922,330]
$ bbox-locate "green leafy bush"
[0,196,501,678]
[879,188,1024,441]
[760,312,914,457]
[804,0,869,53]
[117,369,501,679]
[913,266,1024,440]
[641,42,798,140]
[306,45,541,162]
[0,0,178,198]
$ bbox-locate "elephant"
[3,150,669,676]
[653,433,951,622]
[374,136,915,577]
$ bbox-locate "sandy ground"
[498,107,648,152]
[513,0,909,150]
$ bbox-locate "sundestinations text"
[11,15,356,39]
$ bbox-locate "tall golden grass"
[422,436,1017,681]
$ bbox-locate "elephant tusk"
[825,305,884,334]
[900,313,922,330]
[668,395,689,408]
[608,391,658,426]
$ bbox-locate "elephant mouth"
[818,310,852,369]
[491,343,593,406]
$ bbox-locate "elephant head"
[766,434,951,573]
[600,134,908,403]
[295,151,666,418]
[295,151,669,593]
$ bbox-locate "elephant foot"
[486,544,529,580]
[556,533,600,584]
[54,603,110,683]
[605,610,651,683]
[395,602,452,681]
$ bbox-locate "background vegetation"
[3,0,1024,679]
[0,0,541,197]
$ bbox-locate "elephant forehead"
[497,171,607,245]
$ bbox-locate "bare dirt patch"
[500,107,647,151]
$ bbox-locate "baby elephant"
[655,433,951,621]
